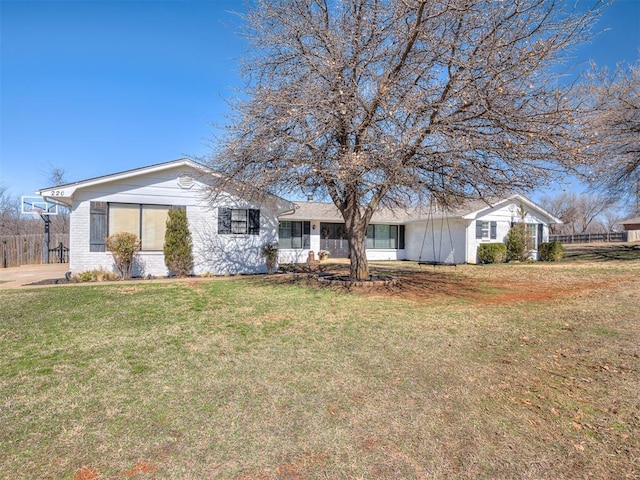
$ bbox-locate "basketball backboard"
[21,196,58,215]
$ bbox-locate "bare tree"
[209,0,604,280]
[600,209,624,233]
[579,60,640,209]
[45,165,71,235]
[0,185,40,235]
[0,185,21,235]
[539,191,617,234]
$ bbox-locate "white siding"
[69,165,279,276]
[465,202,551,263]
[405,218,466,264]
[366,249,404,261]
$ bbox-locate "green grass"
[1,261,639,479]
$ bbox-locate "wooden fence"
[0,234,70,268]
[550,232,628,244]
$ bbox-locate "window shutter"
[303,221,310,249]
[399,225,405,250]
[538,223,544,245]
[90,201,107,252]
[248,209,260,235]
[476,220,483,239]
[490,221,497,239]
[218,207,231,234]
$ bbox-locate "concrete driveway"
[0,264,70,289]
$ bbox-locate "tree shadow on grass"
[562,244,640,262]
[272,262,484,302]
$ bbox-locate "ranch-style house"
[37,158,561,277]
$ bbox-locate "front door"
[319,223,349,258]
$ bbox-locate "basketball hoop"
[21,196,59,216]
[21,197,58,264]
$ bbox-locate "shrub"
[73,269,119,283]
[477,243,506,264]
[506,223,529,262]
[164,207,194,277]
[261,242,279,274]
[105,232,140,279]
[539,241,564,262]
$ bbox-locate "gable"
[38,158,294,213]
[462,195,561,225]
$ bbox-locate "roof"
[282,202,424,223]
[37,158,293,210]
[281,194,562,225]
[35,159,560,225]
[37,158,207,201]
[622,216,640,225]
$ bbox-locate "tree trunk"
[347,220,369,281]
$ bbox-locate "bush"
[106,232,140,279]
[477,243,507,264]
[506,223,529,262]
[261,242,279,274]
[164,207,194,277]
[539,241,564,262]
[73,269,119,283]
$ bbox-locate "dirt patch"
[123,461,156,478]
[73,467,100,480]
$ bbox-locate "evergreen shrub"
[506,223,529,262]
[539,241,564,262]
[164,207,194,277]
[477,243,507,264]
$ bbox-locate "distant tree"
[600,210,624,233]
[540,191,617,234]
[163,208,194,277]
[0,185,40,235]
[0,185,21,235]
[578,60,640,207]
[209,0,605,280]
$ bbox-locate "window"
[109,203,171,251]
[90,202,172,252]
[279,221,310,249]
[218,208,260,235]
[90,202,107,252]
[527,223,540,250]
[476,220,497,240]
[231,208,247,234]
[366,224,402,249]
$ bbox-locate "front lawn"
[1,261,639,479]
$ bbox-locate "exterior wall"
[278,221,406,264]
[69,166,278,276]
[405,218,466,264]
[464,202,550,263]
[366,249,405,261]
[627,230,640,242]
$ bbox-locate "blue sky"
[1,0,639,199]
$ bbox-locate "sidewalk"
[0,264,70,289]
